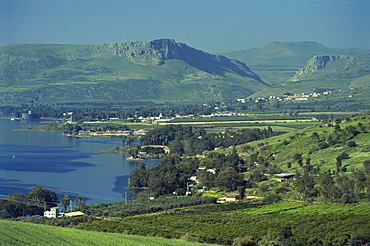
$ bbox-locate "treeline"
[293,161,370,204]
[59,123,131,135]
[0,103,215,121]
[129,155,199,196]
[129,125,283,196]
[142,124,282,156]
[80,196,216,217]
[0,185,58,218]
[130,149,262,196]
[0,185,85,219]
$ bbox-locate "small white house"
[44,207,59,218]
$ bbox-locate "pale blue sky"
[1,0,369,52]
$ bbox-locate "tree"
[317,170,338,200]
[129,162,148,188]
[292,153,302,161]
[0,193,27,218]
[238,186,246,200]
[27,185,58,215]
[74,196,85,209]
[60,195,70,212]
[347,140,357,147]
[311,132,320,141]
[287,162,292,169]
[336,152,350,173]
[363,160,370,173]
[337,175,356,204]
[352,169,367,198]
[147,155,183,195]
[215,167,244,191]
[169,138,185,155]
[294,170,316,198]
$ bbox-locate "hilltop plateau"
[0,39,266,105]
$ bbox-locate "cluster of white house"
[44,207,84,218]
[237,91,335,104]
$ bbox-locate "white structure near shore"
[44,207,59,218]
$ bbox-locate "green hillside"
[0,39,267,105]
[0,219,214,246]
[219,41,370,85]
[76,202,370,245]
[239,113,370,173]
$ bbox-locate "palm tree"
[60,195,70,212]
[74,196,85,209]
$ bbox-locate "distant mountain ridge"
[95,39,263,81]
[0,39,267,105]
[219,41,370,69]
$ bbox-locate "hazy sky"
[1,0,369,52]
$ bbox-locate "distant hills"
[219,41,370,103]
[289,55,370,82]
[1,39,369,106]
[219,41,370,85]
[0,39,266,105]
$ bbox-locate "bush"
[263,192,282,204]
[347,141,357,147]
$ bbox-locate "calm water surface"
[0,118,157,204]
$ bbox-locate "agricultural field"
[0,219,216,246]
[76,202,370,245]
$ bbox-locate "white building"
[44,207,59,218]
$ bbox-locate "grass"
[0,220,216,246]
[1,42,267,105]
[76,202,370,245]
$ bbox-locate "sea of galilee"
[0,117,157,204]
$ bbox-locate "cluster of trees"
[61,123,130,135]
[142,124,281,156]
[130,146,275,196]
[129,155,199,196]
[0,185,85,218]
[0,103,217,122]
[294,160,370,203]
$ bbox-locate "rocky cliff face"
[94,39,263,81]
[289,55,370,82]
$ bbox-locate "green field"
[76,202,370,245]
[0,220,215,246]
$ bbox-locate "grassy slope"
[76,202,370,245]
[0,43,266,105]
[0,220,214,246]
[240,114,370,172]
[218,42,370,86]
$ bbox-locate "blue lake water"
[0,118,158,204]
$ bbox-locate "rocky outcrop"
[289,55,370,81]
[95,39,264,82]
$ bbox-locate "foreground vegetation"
[76,201,370,245]
[0,220,214,246]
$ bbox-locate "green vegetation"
[2,112,370,245]
[219,41,370,85]
[76,202,370,245]
[2,40,370,245]
[0,39,266,105]
[0,220,213,246]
